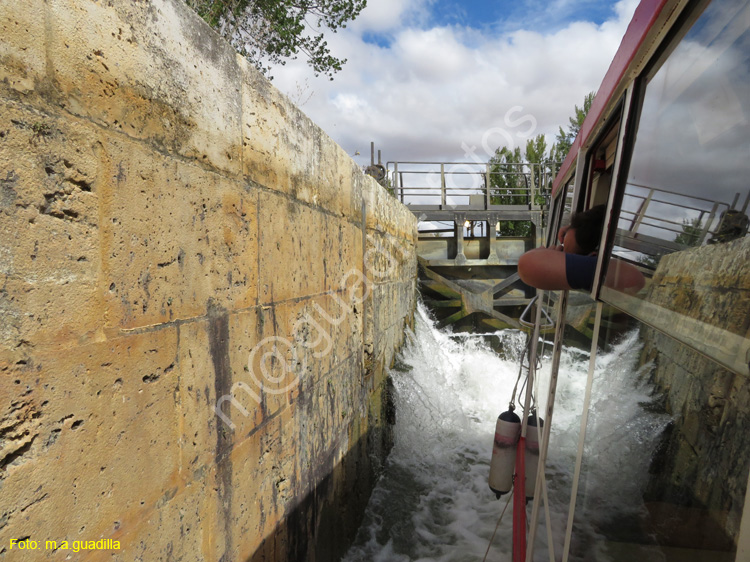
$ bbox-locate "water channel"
[342,303,669,561]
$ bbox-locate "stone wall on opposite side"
[638,237,750,546]
[0,1,417,560]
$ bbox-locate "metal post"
[560,302,603,562]
[529,164,537,210]
[441,163,447,208]
[532,211,544,250]
[698,203,719,245]
[485,163,491,210]
[630,190,653,233]
[488,212,500,263]
[455,213,466,265]
[526,291,571,562]
[394,162,402,203]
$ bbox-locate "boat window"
[586,123,619,209]
[547,178,574,247]
[602,0,750,378]
[563,306,748,562]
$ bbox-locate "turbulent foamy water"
[342,303,668,562]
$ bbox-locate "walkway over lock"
[386,161,557,331]
[386,160,748,332]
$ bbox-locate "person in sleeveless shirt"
[518,205,645,293]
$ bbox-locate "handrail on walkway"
[616,183,746,258]
[387,161,559,211]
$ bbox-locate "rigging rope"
[510,327,545,411]
[482,489,514,562]
[491,294,556,561]
[509,331,529,410]
[526,290,569,562]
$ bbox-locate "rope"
[512,300,550,412]
[509,331,530,409]
[511,328,545,408]
[561,302,603,562]
[491,294,553,561]
[482,490,514,562]
[526,291,571,562]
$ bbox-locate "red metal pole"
[513,436,527,562]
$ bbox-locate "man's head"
[558,204,606,255]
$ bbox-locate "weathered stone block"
[239,61,369,223]
[45,0,242,175]
[363,177,417,240]
[230,413,291,558]
[98,135,257,330]
[0,1,417,560]
[0,100,103,352]
[105,474,218,562]
[177,319,222,475]
[258,192,331,304]
[225,422,271,561]
[0,328,180,554]
[365,231,416,287]
[326,218,365,289]
[641,300,750,545]
[251,298,332,417]
[648,237,750,338]
[0,0,46,97]
[338,146,365,222]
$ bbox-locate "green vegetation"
[551,91,595,162]
[637,216,706,269]
[487,92,596,237]
[488,135,556,236]
[185,0,366,79]
[674,216,704,247]
[29,121,53,146]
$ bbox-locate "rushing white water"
[343,302,669,562]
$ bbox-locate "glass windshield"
[603,0,750,378]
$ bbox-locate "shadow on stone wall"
[640,327,749,550]
[247,409,394,562]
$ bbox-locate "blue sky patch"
[362,31,393,48]
[428,0,619,35]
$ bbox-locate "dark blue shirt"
[565,253,598,291]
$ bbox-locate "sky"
[269,0,641,169]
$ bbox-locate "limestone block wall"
[0,1,417,560]
[639,237,750,545]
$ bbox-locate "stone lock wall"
[639,237,750,546]
[0,1,417,560]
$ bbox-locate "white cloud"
[271,0,640,166]
[395,27,474,80]
[350,0,431,33]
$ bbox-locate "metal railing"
[387,161,559,211]
[616,183,747,258]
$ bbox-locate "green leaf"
[185,0,366,79]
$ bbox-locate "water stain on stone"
[207,298,233,559]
